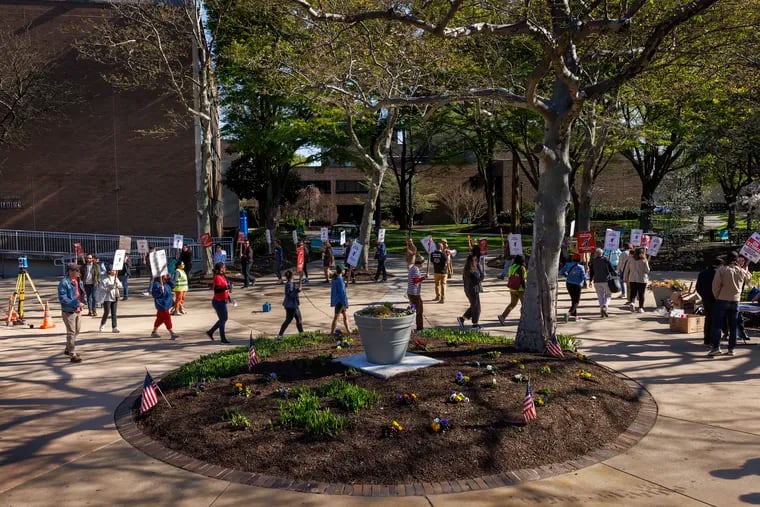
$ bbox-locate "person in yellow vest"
[171,261,189,315]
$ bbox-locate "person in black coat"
[696,257,723,346]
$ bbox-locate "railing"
[0,229,234,269]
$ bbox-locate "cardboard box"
[669,314,705,334]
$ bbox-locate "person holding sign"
[98,266,123,333]
[405,236,417,267]
[277,270,304,339]
[298,239,310,284]
[457,254,483,331]
[431,242,448,303]
[150,273,179,340]
[206,262,231,344]
[589,248,617,318]
[373,240,388,282]
[407,255,427,331]
[240,239,254,288]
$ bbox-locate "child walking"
[277,270,304,339]
[330,266,350,334]
[151,274,179,339]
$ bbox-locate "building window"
[335,180,366,194]
[300,181,331,194]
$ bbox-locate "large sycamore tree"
[291,0,722,351]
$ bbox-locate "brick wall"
[0,1,198,238]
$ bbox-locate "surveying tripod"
[7,257,45,325]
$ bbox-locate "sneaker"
[438,300,445,304]
[456,317,465,330]
[179,310,186,315]
[206,330,214,341]
[170,310,177,316]
[496,275,505,280]
[142,292,150,297]
[99,325,105,332]
[170,333,179,340]
[707,347,723,357]
[113,328,120,333]
[637,308,645,313]
[70,354,82,363]
[472,325,482,331]
[277,334,284,341]
[497,315,506,326]
[726,349,735,356]
[92,312,98,317]
[122,296,129,301]
[150,332,160,338]
[63,349,72,356]
[220,338,230,344]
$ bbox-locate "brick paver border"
[114,367,657,497]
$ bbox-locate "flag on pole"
[140,372,158,414]
[248,332,260,370]
[546,334,564,358]
[523,381,537,423]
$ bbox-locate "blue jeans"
[100,301,118,328]
[274,261,283,281]
[209,299,228,340]
[119,275,129,297]
[711,300,738,350]
[84,284,96,313]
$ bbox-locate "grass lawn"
[380,225,528,255]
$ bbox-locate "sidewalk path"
[0,258,758,506]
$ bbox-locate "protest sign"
[739,232,760,263]
[377,228,386,243]
[200,233,212,248]
[604,230,621,251]
[340,231,346,246]
[507,234,523,255]
[292,229,299,245]
[648,236,663,256]
[421,235,436,254]
[346,241,363,267]
[576,231,596,253]
[237,231,247,244]
[630,229,643,247]
[173,234,184,249]
[136,239,149,254]
[265,229,272,244]
[118,235,131,251]
[112,249,126,271]
[73,243,83,256]
[296,246,305,272]
[150,250,168,278]
[320,227,329,242]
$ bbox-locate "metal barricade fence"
[0,229,233,273]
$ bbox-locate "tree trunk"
[576,163,594,232]
[398,175,410,230]
[358,163,387,269]
[727,200,737,230]
[510,153,521,231]
[484,162,498,227]
[515,117,571,352]
[197,111,215,276]
[639,184,656,231]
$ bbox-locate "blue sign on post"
[239,210,248,239]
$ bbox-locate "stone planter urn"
[650,286,677,308]
[354,306,415,365]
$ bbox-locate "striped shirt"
[408,265,423,296]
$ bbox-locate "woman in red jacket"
[206,262,231,344]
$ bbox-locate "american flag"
[248,332,260,370]
[546,334,564,358]
[523,381,537,423]
[140,372,158,414]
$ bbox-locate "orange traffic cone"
[40,300,55,329]
[4,297,18,325]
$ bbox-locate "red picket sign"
[576,231,597,253]
[296,246,305,272]
[200,233,212,248]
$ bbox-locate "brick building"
[0,0,201,238]
[295,155,642,225]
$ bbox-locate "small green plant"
[555,334,581,352]
[486,350,502,359]
[343,367,360,378]
[314,379,378,412]
[223,408,252,429]
[279,393,346,438]
[293,354,334,370]
[536,387,555,396]
[539,364,552,374]
[419,328,514,345]
[233,381,252,397]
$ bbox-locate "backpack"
[507,266,524,290]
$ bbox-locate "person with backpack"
[498,254,526,325]
[457,254,483,330]
[589,248,617,318]
[430,242,448,303]
[606,245,622,296]
[559,253,587,318]
[373,240,388,282]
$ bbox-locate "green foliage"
[555,334,581,352]
[292,354,334,370]
[314,379,378,412]
[164,332,330,387]
[279,392,347,438]
[223,408,252,429]
[590,206,640,221]
[419,328,515,346]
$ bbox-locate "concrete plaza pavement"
[0,257,758,506]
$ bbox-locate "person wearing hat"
[58,263,86,363]
[430,242,448,303]
[709,251,751,356]
[559,253,588,319]
[407,254,427,331]
[98,265,123,333]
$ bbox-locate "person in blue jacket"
[150,273,179,340]
[330,266,350,334]
[559,253,588,318]
[277,270,304,339]
[58,263,86,362]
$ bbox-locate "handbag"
[607,274,622,293]
[94,283,108,304]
